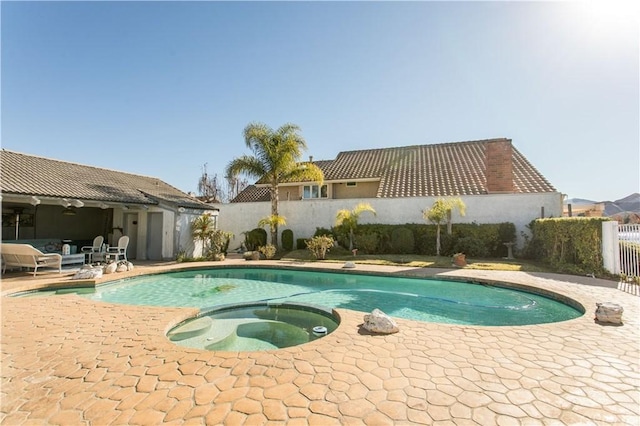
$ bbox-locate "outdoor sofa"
[1,243,63,277]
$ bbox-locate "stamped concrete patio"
[1,260,638,425]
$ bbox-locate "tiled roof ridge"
[1,149,213,209]
[334,138,510,156]
[1,149,166,184]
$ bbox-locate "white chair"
[81,236,104,263]
[106,236,129,262]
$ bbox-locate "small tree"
[335,203,377,251]
[423,197,466,256]
[209,229,233,260]
[197,163,222,202]
[258,215,287,246]
[306,235,335,260]
[191,214,216,257]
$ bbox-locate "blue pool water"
[79,267,582,326]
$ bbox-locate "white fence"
[618,223,640,282]
[604,222,640,282]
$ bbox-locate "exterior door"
[146,212,163,260]
[123,213,138,260]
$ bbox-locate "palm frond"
[225,155,266,180]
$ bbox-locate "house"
[563,201,605,217]
[0,150,217,260]
[220,138,562,248]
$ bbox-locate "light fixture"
[62,207,76,216]
[178,207,185,213]
[59,198,70,208]
[30,196,41,206]
[99,202,109,210]
[70,199,84,208]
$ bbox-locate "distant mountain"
[565,198,599,205]
[610,193,640,214]
[565,193,640,217]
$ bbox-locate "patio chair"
[81,235,104,263]
[106,236,129,262]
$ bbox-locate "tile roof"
[0,150,213,209]
[229,185,271,203]
[231,138,556,202]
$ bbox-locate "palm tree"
[191,214,215,257]
[257,214,287,250]
[335,203,377,251]
[226,122,323,247]
[423,197,466,256]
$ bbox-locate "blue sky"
[2,1,638,202]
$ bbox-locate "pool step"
[168,316,213,341]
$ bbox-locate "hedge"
[523,217,611,274]
[330,222,516,257]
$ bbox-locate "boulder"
[595,302,624,324]
[116,263,128,273]
[343,261,356,269]
[104,262,118,274]
[362,309,399,334]
[243,251,260,261]
[71,266,103,280]
[126,261,134,271]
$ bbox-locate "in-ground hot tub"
[167,302,340,352]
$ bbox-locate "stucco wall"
[175,210,201,258]
[217,192,563,251]
[332,181,379,199]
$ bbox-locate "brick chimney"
[485,139,514,193]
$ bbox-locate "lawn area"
[280,249,551,272]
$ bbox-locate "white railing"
[618,224,640,282]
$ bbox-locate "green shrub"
[244,228,267,251]
[351,224,393,253]
[355,233,379,254]
[281,229,294,251]
[498,222,516,244]
[296,238,307,250]
[314,227,334,238]
[453,236,489,257]
[311,222,517,257]
[258,244,277,259]
[391,227,415,254]
[306,235,335,260]
[524,217,611,274]
[208,229,233,258]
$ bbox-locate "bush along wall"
[244,228,267,251]
[523,217,612,275]
[281,229,294,251]
[331,222,516,258]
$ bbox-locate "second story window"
[303,184,328,199]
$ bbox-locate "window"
[303,184,328,199]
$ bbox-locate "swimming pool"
[79,267,582,326]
